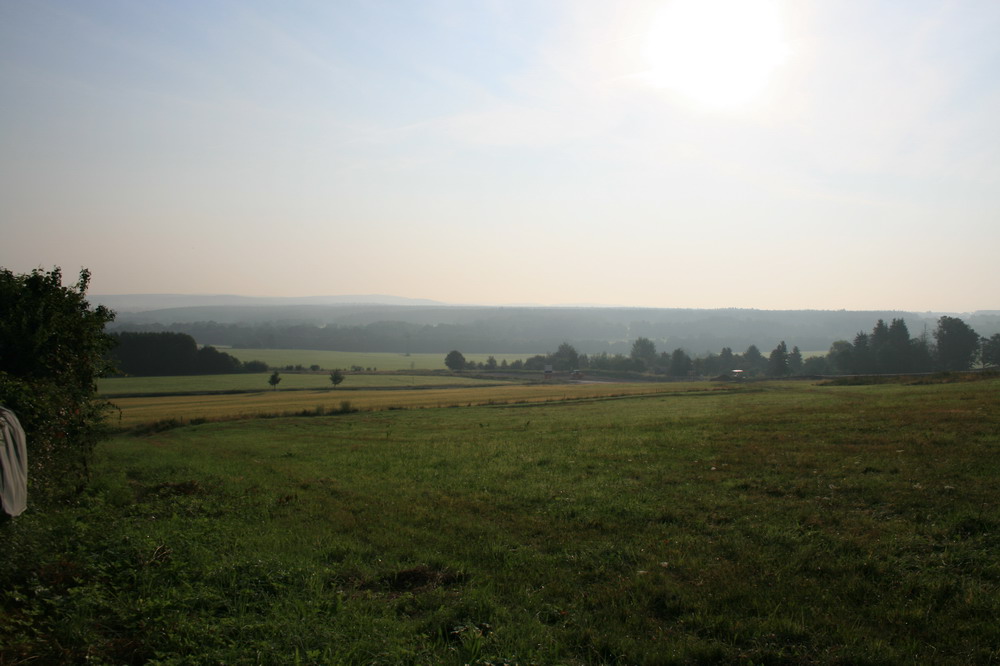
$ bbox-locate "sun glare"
[642,0,790,111]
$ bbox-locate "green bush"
[0,267,116,504]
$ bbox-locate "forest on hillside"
[499,315,996,377]
[108,305,1000,356]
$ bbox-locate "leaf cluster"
[0,267,116,503]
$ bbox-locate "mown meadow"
[98,372,509,397]
[2,376,998,664]
[218,349,534,372]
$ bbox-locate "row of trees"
[821,316,989,375]
[107,332,268,376]
[444,316,996,378]
[113,306,1000,357]
[267,369,346,390]
[445,340,796,377]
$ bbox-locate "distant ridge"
[102,300,1000,356]
[92,294,446,312]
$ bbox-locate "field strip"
[98,372,507,395]
[218,348,535,371]
[107,381,730,428]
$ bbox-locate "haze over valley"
[3,1,998,312]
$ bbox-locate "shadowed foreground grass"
[2,378,998,664]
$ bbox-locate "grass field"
[98,372,510,396]
[220,349,535,371]
[3,376,999,664]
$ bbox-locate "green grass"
[219,349,536,371]
[3,377,999,664]
[98,372,509,396]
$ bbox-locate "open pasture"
[5,377,999,664]
[219,348,534,371]
[106,381,717,429]
[99,372,507,397]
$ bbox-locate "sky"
[1,0,998,311]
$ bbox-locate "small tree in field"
[268,370,282,390]
[445,350,466,371]
[329,369,345,387]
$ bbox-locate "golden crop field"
[107,381,728,429]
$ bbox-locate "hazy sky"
[2,0,998,310]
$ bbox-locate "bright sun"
[642,0,790,111]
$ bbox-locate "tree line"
[107,332,268,376]
[444,316,998,377]
[109,309,1000,358]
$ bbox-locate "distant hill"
[92,294,445,312]
[100,299,1000,356]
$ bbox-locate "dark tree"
[718,347,735,374]
[740,345,766,376]
[801,355,830,375]
[329,369,345,387]
[669,348,693,377]
[934,316,980,371]
[268,370,282,390]
[851,332,874,374]
[195,345,242,374]
[486,356,498,370]
[445,350,466,371]
[827,341,854,374]
[788,346,803,375]
[108,331,198,375]
[630,337,657,369]
[695,352,721,377]
[870,319,890,359]
[108,331,244,375]
[0,267,116,502]
[768,341,789,376]
[550,342,580,371]
[588,352,641,372]
[885,319,914,372]
[982,333,1000,368]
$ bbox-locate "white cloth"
[0,406,27,517]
